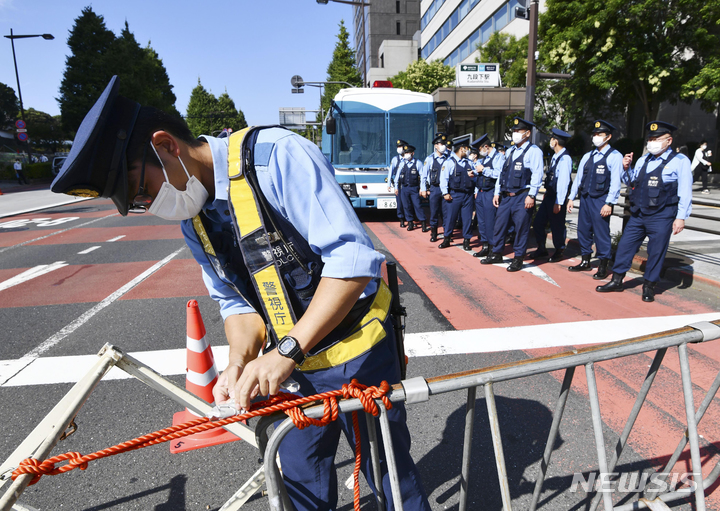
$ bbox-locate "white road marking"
[77,246,101,254]
[3,313,718,387]
[0,213,119,254]
[106,235,126,242]
[0,246,187,386]
[456,245,559,286]
[0,261,69,293]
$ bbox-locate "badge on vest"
[514,161,523,171]
[648,176,659,187]
[596,165,606,175]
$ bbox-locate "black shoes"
[569,255,592,272]
[642,281,656,302]
[530,247,549,259]
[481,252,504,264]
[463,239,471,251]
[438,237,452,249]
[593,258,611,280]
[507,256,524,272]
[473,244,491,258]
[430,226,438,242]
[400,220,406,228]
[548,249,565,262]
[596,272,625,293]
[407,221,415,231]
[421,221,430,233]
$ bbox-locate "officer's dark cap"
[471,133,490,148]
[645,121,677,137]
[402,144,416,153]
[550,127,571,141]
[432,132,449,145]
[592,120,617,134]
[51,76,141,216]
[396,139,409,147]
[494,142,507,151]
[452,134,472,148]
[512,117,536,131]
[468,147,479,156]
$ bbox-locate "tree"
[185,81,248,137]
[388,59,456,94]
[24,109,66,152]
[0,83,19,130]
[320,20,363,120]
[216,91,248,133]
[540,0,720,125]
[477,32,528,88]
[58,7,116,134]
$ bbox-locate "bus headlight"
[340,183,358,197]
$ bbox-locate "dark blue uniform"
[440,154,476,241]
[474,149,503,245]
[533,149,572,252]
[399,157,426,223]
[422,152,448,230]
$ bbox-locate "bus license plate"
[378,198,397,209]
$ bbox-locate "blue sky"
[0,0,352,125]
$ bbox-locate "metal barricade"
[260,319,720,511]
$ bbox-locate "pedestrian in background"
[13,159,29,185]
[692,140,712,194]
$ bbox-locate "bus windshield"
[332,112,386,167]
[389,113,434,161]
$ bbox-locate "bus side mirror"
[326,114,336,135]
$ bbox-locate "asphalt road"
[1,200,719,510]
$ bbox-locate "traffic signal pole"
[524,0,539,141]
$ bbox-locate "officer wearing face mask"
[470,134,503,258]
[397,144,427,231]
[50,76,431,511]
[388,139,409,227]
[530,128,573,262]
[596,121,692,302]
[567,120,623,280]
[420,132,450,242]
[438,134,475,251]
[481,117,544,272]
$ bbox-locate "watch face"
[278,338,294,355]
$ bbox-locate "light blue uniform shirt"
[387,154,402,187]
[181,129,384,320]
[420,151,448,192]
[549,148,573,205]
[493,141,544,196]
[569,144,623,204]
[439,152,470,195]
[623,148,693,220]
[473,148,504,194]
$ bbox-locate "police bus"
[321,84,437,210]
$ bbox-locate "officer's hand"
[467,171,474,177]
[234,350,297,410]
[213,363,245,405]
[525,196,535,209]
[476,164,485,172]
[394,188,399,196]
[567,201,574,213]
[623,152,634,170]
[672,219,685,235]
[474,192,478,199]
[600,205,612,217]
[387,186,393,192]
[493,195,500,207]
[444,193,452,202]
[553,204,561,214]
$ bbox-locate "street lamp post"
[4,29,54,155]
[316,0,370,87]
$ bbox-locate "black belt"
[501,189,529,198]
[450,188,473,193]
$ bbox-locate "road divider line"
[77,246,101,254]
[106,235,125,242]
[456,244,559,286]
[0,246,187,386]
[3,312,718,387]
[0,262,69,293]
[0,213,120,254]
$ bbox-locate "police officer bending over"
[470,134,504,258]
[50,76,431,511]
[388,139,409,227]
[567,120,622,279]
[439,134,475,251]
[482,117,544,272]
[421,132,451,242]
[530,128,573,262]
[596,121,692,302]
[398,144,427,231]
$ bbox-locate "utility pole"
[524,0,539,141]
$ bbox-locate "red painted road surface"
[368,221,720,506]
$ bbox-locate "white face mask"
[480,150,488,157]
[468,154,477,161]
[397,147,403,155]
[592,135,606,148]
[437,144,446,153]
[147,144,209,221]
[512,131,525,144]
[403,153,413,160]
[646,140,666,156]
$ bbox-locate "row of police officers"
[387,117,693,302]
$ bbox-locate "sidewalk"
[0,181,91,219]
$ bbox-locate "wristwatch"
[277,336,305,365]
[528,194,536,200]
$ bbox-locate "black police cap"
[512,117,536,130]
[432,132,449,145]
[494,142,507,151]
[468,147,479,156]
[51,76,141,216]
[396,139,409,147]
[471,133,490,148]
[402,144,416,153]
[550,127,571,141]
[592,120,617,134]
[452,134,472,148]
[645,121,677,137]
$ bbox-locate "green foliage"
[24,109,66,152]
[478,32,528,88]
[185,81,248,138]
[0,83,19,130]
[0,162,52,181]
[388,59,456,94]
[320,21,363,119]
[58,7,179,135]
[540,0,720,123]
[682,55,720,111]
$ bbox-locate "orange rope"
[11,379,392,511]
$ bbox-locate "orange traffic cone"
[170,300,243,453]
